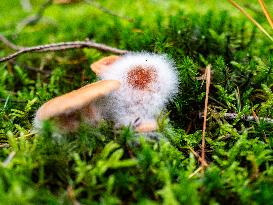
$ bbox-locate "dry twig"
[227,0,273,41]
[258,0,273,30]
[201,64,211,171]
[0,40,129,63]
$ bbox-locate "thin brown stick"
[0,40,129,63]
[201,64,211,171]
[0,34,24,50]
[227,0,273,41]
[258,0,273,30]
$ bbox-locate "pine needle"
[201,64,211,171]
[227,0,273,42]
[258,0,273,30]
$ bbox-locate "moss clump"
[0,0,273,204]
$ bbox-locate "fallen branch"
[201,64,211,171]
[0,40,129,63]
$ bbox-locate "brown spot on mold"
[127,66,157,90]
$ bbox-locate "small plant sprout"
[34,52,179,133]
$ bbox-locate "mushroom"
[34,53,178,133]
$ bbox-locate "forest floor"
[0,0,273,204]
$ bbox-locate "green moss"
[0,0,273,204]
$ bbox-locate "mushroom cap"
[91,55,121,76]
[36,80,120,121]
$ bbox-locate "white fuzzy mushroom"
[97,52,179,128]
[34,53,179,133]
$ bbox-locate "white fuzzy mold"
[99,52,179,126]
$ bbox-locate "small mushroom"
[91,55,120,76]
[35,53,178,134]
[36,80,120,120]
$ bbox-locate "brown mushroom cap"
[91,55,121,76]
[36,80,120,121]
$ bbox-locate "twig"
[0,40,129,63]
[227,0,273,42]
[201,64,211,171]
[258,0,273,30]
[85,0,134,22]
[0,34,24,50]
